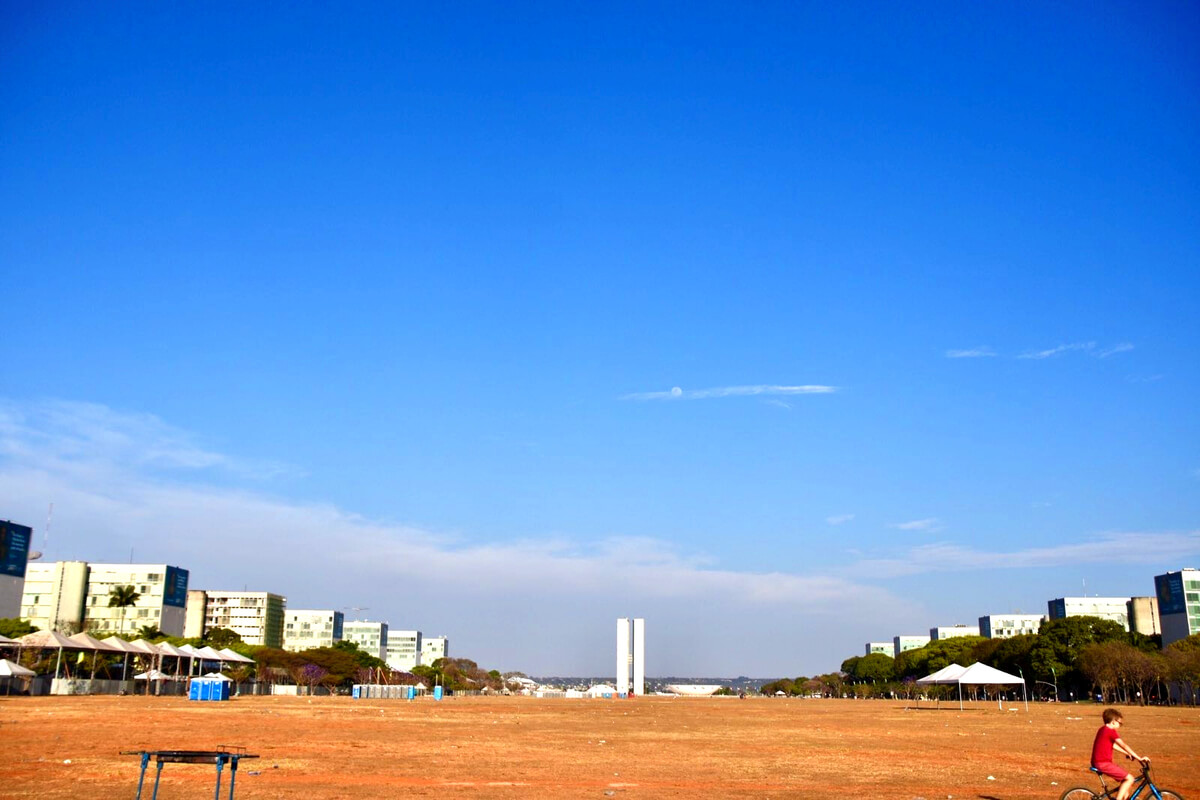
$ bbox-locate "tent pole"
[958,681,963,711]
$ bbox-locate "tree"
[107,585,141,635]
[204,628,243,648]
[1029,616,1127,698]
[136,624,165,640]
[851,653,896,683]
[0,618,37,638]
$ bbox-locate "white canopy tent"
[914,663,967,709]
[0,657,35,695]
[950,662,1026,711]
[218,648,255,664]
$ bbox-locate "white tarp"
[67,632,125,652]
[0,658,35,677]
[135,669,171,680]
[203,672,232,680]
[916,663,967,685]
[218,648,255,664]
[955,662,1023,685]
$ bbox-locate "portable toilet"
[406,686,416,700]
[433,686,443,701]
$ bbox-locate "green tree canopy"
[0,617,37,638]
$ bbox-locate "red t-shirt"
[1092,725,1119,765]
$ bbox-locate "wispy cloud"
[1017,342,1097,360]
[891,518,943,532]
[853,531,1200,578]
[826,514,855,526]
[1097,343,1134,358]
[623,384,837,401]
[0,397,909,675]
[945,347,997,359]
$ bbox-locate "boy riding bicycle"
[1091,708,1149,800]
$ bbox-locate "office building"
[1127,596,1161,637]
[421,635,448,665]
[0,520,32,618]
[893,635,930,658]
[865,642,893,657]
[344,620,388,660]
[979,613,1045,639]
[283,609,344,651]
[385,630,422,671]
[616,618,646,696]
[183,590,208,638]
[20,561,189,636]
[1048,597,1132,630]
[202,591,286,647]
[1155,569,1200,646]
[930,625,980,641]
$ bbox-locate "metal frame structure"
[123,748,258,800]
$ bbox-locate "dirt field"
[1,695,1196,799]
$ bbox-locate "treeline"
[761,617,1200,705]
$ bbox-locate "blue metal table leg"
[135,752,149,800]
[228,757,239,799]
[151,760,164,800]
[214,758,224,800]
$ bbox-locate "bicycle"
[1059,759,1184,800]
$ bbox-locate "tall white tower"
[616,617,645,696]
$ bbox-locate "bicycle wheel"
[1154,790,1184,800]
[1060,789,1097,800]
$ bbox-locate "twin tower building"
[615,617,646,696]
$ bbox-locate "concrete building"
[421,635,448,665]
[1127,596,1161,637]
[893,635,930,658]
[0,520,32,618]
[930,625,980,641]
[616,618,646,696]
[1155,569,1200,646]
[283,609,344,651]
[183,589,208,638]
[979,613,1045,639]
[203,591,286,647]
[344,620,388,660]
[865,642,893,657]
[20,561,89,633]
[385,630,422,671]
[1048,597,1132,630]
[21,561,189,636]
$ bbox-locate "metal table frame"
[123,748,259,799]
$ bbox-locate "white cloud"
[1018,342,1097,360]
[945,347,997,358]
[1097,343,1134,358]
[852,531,1200,578]
[622,384,837,401]
[891,518,943,532]
[0,397,907,676]
[826,514,855,526]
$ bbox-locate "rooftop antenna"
[43,502,53,555]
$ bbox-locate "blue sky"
[2,2,1198,676]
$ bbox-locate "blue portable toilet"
[352,684,362,699]
[406,686,416,700]
[189,676,230,701]
[433,686,443,701]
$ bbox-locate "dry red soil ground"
[1,695,1196,799]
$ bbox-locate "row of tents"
[0,630,255,687]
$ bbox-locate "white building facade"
[616,618,645,696]
[865,642,893,657]
[930,625,980,641]
[421,635,448,665]
[893,635,930,658]
[203,591,286,647]
[1048,597,1132,630]
[385,630,422,671]
[283,609,344,652]
[344,620,388,660]
[21,561,190,636]
[979,613,1046,639]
